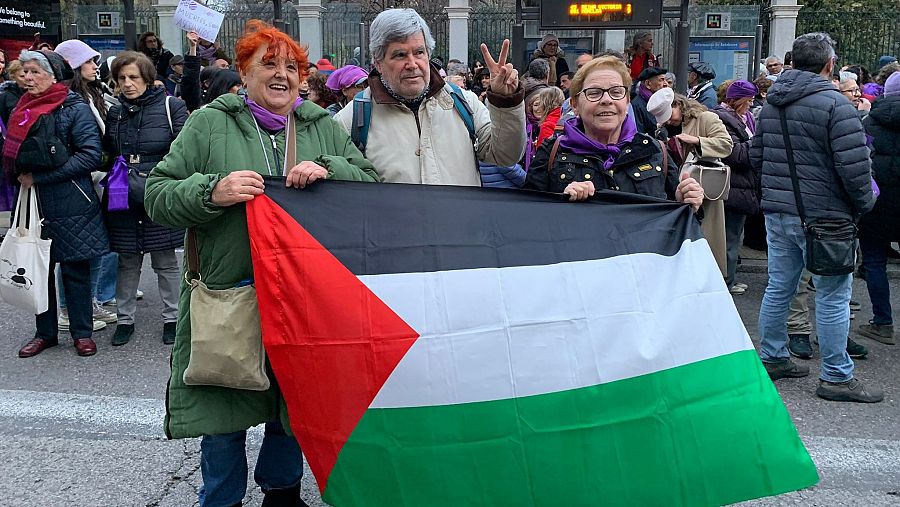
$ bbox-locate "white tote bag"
[0,188,52,314]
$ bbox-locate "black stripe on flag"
[261,178,703,276]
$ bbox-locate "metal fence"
[469,10,517,65]
[322,4,448,66]
[797,10,900,73]
[213,7,301,59]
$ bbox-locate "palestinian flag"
[246,179,818,507]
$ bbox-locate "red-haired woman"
[145,20,377,506]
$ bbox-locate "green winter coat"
[145,94,378,439]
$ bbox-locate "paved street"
[0,252,898,506]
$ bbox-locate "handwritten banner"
[173,0,224,43]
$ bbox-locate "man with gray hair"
[334,8,525,186]
[752,33,880,402]
[765,55,784,78]
[446,61,469,89]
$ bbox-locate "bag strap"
[547,137,562,172]
[186,227,200,281]
[778,107,808,225]
[447,83,478,149]
[165,95,174,137]
[657,138,668,174]
[285,113,297,174]
[350,89,371,155]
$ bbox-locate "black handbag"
[16,115,69,171]
[779,108,857,276]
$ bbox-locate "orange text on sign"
[568,3,633,16]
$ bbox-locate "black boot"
[162,322,176,345]
[261,484,309,507]
[111,324,135,346]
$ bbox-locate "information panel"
[541,0,663,29]
[688,36,755,88]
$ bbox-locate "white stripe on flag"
[361,239,754,409]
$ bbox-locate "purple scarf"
[102,156,130,211]
[558,115,638,170]
[244,95,303,131]
[638,83,653,102]
[198,43,218,63]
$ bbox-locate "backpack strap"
[350,89,372,155]
[547,137,562,172]
[447,83,478,151]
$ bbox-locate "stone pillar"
[295,0,325,61]
[446,0,471,64]
[768,0,802,62]
[603,30,626,53]
[154,0,184,56]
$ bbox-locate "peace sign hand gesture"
[480,39,520,97]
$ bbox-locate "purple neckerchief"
[638,83,653,102]
[873,179,881,198]
[558,115,638,170]
[198,44,217,62]
[103,156,130,211]
[744,111,756,135]
[244,95,303,131]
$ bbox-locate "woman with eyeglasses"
[837,71,871,118]
[525,56,704,209]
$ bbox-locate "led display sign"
[541,0,663,29]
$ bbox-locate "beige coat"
[334,68,526,186]
[682,110,734,277]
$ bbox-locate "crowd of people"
[0,9,898,506]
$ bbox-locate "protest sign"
[173,0,224,42]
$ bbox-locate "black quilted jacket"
[859,96,900,241]
[29,91,109,262]
[750,69,875,221]
[103,86,187,254]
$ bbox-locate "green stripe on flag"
[324,349,817,506]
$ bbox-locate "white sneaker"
[59,310,107,331]
[58,309,69,331]
[93,303,118,324]
[136,289,144,300]
[729,285,746,295]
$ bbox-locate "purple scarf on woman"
[198,43,218,63]
[558,115,638,170]
[244,95,304,131]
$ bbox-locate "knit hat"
[688,62,716,81]
[540,33,560,52]
[637,66,667,82]
[19,49,74,82]
[885,72,900,97]
[879,55,897,70]
[54,39,100,70]
[316,58,336,72]
[647,87,674,125]
[325,65,369,93]
[726,80,758,100]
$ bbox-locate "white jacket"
[334,70,526,186]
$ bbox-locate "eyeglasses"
[580,86,628,101]
[841,87,861,95]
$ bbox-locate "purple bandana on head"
[558,114,638,170]
[244,95,304,131]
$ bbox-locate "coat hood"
[868,95,900,129]
[205,92,330,126]
[766,69,836,107]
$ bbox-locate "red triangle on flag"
[247,195,419,492]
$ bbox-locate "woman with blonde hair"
[525,56,704,209]
[532,86,565,148]
[664,94,734,278]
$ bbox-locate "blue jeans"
[57,253,117,308]
[758,213,854,382]
[198,420,304,507]
[95,252,118,304]
[859,236,893,325]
